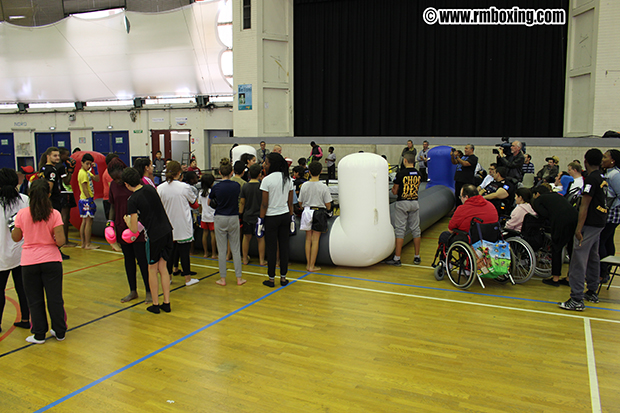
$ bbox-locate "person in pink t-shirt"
[102,153,119,220]
[12,179,67,344]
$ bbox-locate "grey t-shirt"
[240,181,262,225]
[298,180,333,208]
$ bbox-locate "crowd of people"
[0,141,340,341]
[441,142,620,311]
[1,140,618,344]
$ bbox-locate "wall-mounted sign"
[58,141,65,147]
[14,122,27,127]
[115,137,124,144]
[1,139,8,145]
[176,117,188,126]
[152,117,165,122]
[238,84,252,110]
[79,137,86,144]
[133,130,143,134]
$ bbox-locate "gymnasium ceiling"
[0,0,193,27]
[0,0,233,104]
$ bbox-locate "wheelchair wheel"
[445,241,477,289]
[506,237,535,284]
[534,233,553,277]
[434,264,445,281]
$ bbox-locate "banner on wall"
[238,84,252,110]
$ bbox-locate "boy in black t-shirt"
[384,153,422,266]
[239,164,266,265]
[560,149,609,311]
[292,166,307,198]
[122,167,173,314]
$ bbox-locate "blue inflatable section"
[426,145,456,191]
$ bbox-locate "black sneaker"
[147,304,160,314]
[558,298,585,311]
[413,257,421,265]
[61,251,70,260]
[542,278,560,287]
[384,258,401,266]
[584,290,600,303]
[558,278,570,286]
[263,279,275,288]
[160,302,171,313]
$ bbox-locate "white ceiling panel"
[0,1,231,103]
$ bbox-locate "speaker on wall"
[196,95,209,108]
[17,103,29,113]
[133,98,145,109]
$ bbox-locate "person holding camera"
[496,140,525,184]
[451,144,478,207]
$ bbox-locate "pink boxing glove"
[122,228,140,243]
[104,226,117,244]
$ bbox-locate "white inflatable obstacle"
[328,153,396,266]
[231,145,257,163]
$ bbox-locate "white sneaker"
[50,329,66,341]
[185,278,200,286]
[26,335,45,344]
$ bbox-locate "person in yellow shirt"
[77,154,100,249]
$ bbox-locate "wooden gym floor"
[1,218,619,413]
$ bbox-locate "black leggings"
[0,266,29,324]
[121,242,150,293]
[22,261,66,340]
[265,213,290,278]
[167,241,192,275]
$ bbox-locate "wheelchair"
[432,218,536,289]
[518,213,556,278]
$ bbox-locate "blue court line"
[33,273,309,413]
[309,272,620,313]
[70,237,620,313]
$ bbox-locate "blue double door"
[0,133,15,170]
[35,132,71,169]
[93,131,130,166]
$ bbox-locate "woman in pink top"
[12,179,66,344]
[134,157,156,188]
[102,153,119,220]
[504,187,536,233]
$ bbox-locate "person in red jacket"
[439,184,499,246]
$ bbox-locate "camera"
[494,136,526,157]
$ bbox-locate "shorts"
[60,192,76,209]
[78,197,96,218]
[146,233,173,265]
[300,208,315,231]
[300,207,329,233]
[393,200,420,238]
[242,220,256,235]
[200,221,214,231]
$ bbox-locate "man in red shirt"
[439,184,499,245]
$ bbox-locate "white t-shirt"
[0,194,29,271]
[198,189,215,223]
[260,172,294,216]
[298,180,332,208]
[157,180,196,241]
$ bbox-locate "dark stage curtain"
[294,0,569,137]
